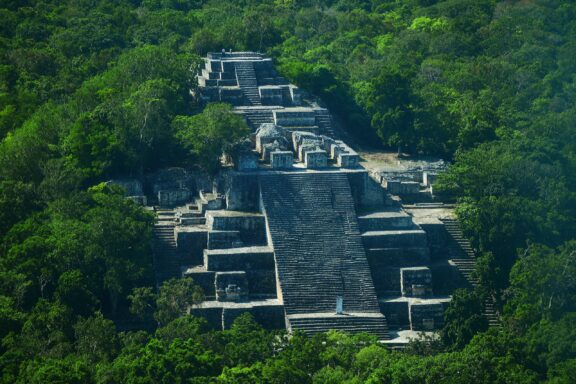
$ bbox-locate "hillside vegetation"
[1,1,575,383]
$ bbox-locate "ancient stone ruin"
[113,52,498,346]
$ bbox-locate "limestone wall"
[371,267,402,296]
[430,262,463,295]
[361,230,428,249]
[106,179,143,196]
[190,307,222,330]
[175,228,207,266]
[206,213,267,245]
[190,304,285,331]
[418,221,449,261]
[346,172,387,210]
[366,247,430,268]
[223,172,260,211]
[270,151,293,169]
[158,189,191,207]
[246,270,277,296]
[204,248,274,271]
[251,305,286,329]
[379,300,410,328]
[185,269,215,297]
[409,301,447,331]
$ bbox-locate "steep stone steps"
[236,108,275,130]
[314,109,336,138]
[175,208,206,225]
[195,194,224,214]
[157,210,176,220]
[483,299,500,327]
[153,214,181,284]
[441,218,500,327]
[259,172,389,339]
[287,313,390,340]
[441,219,475,259]
[235,61,261,106]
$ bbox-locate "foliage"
[129,277,205,326]
[508,242,576,327]
[442,289,488,349]
[1,0,575,382]
[174,103,250,174]
[0,185,155,381]
[436,133,576,293]
[74,311,119,363]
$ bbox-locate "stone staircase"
[235,61,261,106]
[154,197,221,285]
[174,192,223,224]
[184,265,216,298]
[441,218,477,284]
[314,109,337,138]
[441,218,499,327]
[259,172,389,339]
[175,204,204,226]
[153,208,181,285]
[236,108,275,130]
[287,313,389,339]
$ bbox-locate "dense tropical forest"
[0,0,575,382]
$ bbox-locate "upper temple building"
[130,51,498,346]
[196,51,302,107]
[194,51,336,137]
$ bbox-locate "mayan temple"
[140,51,498,345]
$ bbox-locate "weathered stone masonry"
[123,51,497,344]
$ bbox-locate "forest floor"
[357,149,446,175]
